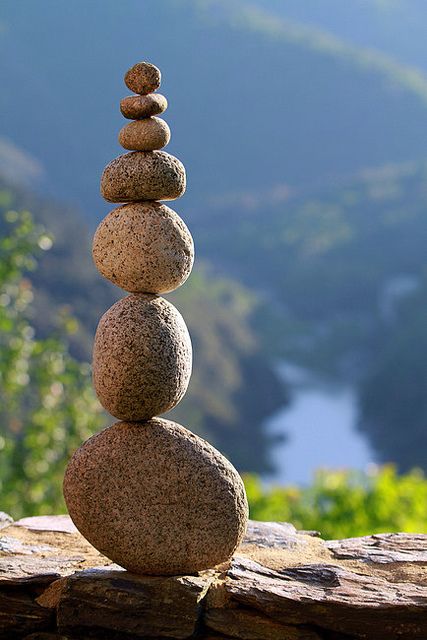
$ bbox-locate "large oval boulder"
[93,295,192,420]
[63,418,249,575]
[100,151,186,202]
[92,202,194,294]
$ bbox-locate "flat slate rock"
[0,515,426,639]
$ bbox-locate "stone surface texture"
[100,150,186,202]
[92,201,194,293]
[1,515,427,639]
[63,418,249,576]
[119,117,171,151]
[68,60,250,599]
[124,61,161,95]
[92,294,192,420]
[120,92,168,119]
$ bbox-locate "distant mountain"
[249,0,427,71]
[1,0,427,222]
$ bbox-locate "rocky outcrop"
[1,515,427,639]
[64,61,249,575]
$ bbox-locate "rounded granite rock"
[118,117,171,151]
[92,202,194,294]
[124,61,161,95]
[120,93,168,119]
[100,151,186,202]
[63,418,249,575]
[92,294,192,420]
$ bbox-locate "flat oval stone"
[63,418,249,575]
[118,117,171,151]
[93,295,192,420]
[92,202,194,293]
[125,61,161,95]
[100,151,186,202]
[120,93,168,119]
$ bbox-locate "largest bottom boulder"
[63,418,248,575]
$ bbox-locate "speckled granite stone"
[118,117,171,151]
[124,61,161,95]
[100,151,186,202]
[63,418,249,575]
[92,294,192,420]
[120,93,168,119]
[92,202,194,294]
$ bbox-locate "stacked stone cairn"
[63,62,249,576]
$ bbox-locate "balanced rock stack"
[63,62,249,576]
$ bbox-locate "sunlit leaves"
[0,210,105,518]
[245,465,427,538]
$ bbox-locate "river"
[265,362,374,485]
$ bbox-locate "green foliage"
[0,210,105,518]
[245,465,427,539]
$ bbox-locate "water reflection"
[265,363,374,485]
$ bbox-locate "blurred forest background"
[2,0,427,536]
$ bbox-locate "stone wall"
[1,514,427,639]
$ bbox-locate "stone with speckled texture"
[120,93,168,119]
[92,202,194,294]
[119,117,171,151]
[63,418,249,575]
[92,295,192,420]
[100,151,186,202]
[124,61,161,95]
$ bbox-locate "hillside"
[1,0,427,220]
[192,162,427,364]
[250,0,427,71]
[190,160,427,470]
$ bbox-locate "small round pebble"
[92,294,192,420]
[63,418,249,575]
[118,117,171,151]
[100,151,186,202]
[120,93,168,119]
[93,202,194,293]
[124,61,161,95]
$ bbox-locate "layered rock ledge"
[1,513,427,639]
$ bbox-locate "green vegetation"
[0,210,105,518]
[246,466,427,539]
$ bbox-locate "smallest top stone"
[125,61,161,95]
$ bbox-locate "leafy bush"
[245,465,427,539]
[0,210,105,518]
